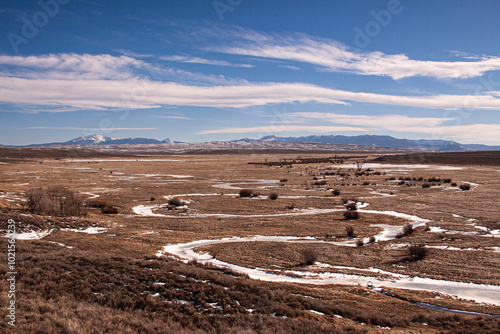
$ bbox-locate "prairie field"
[1,149,499,333]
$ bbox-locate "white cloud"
[2,53,500,112]
[2,76,500,111]
[24,127,157,130]
[287,112,453,129]
[197,125,368,134]
[161,55,253,68]
[196,112,500,144]
[0,53,144,80]
[153,115,192,120]
[214,31,500,79]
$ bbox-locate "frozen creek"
[156,203,500,306]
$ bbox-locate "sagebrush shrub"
[168,197,183,206]
[101,206,118,214]
[344,225,356,237]
[239,189,254,198]
[408,244,428,261]
[344,211,359,220]
[300,248,318,266]
[268,193,278,200]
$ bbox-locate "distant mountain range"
[236,135,500,151]
[22,134,174,147]
[2,134,499,151]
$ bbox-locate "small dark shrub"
[451,182,457,187]
[150,197,156,201]
[362,181,370,186]
[268,192,279,200]
[168,197,183,206]
[345,202,357,211]
[345,226,356,237]
[369,236,376,243]
[332,189,341,196]
[459,184,471,191]
[396,224,414,238]
[398,180,405,185]
[355,239,364,247]
[443,178,452,183]
[280,179,288,182]
[239,189,253,197]
[408,244,428,261]
[300,248,318,266]
[421,183,431,188]
[344,211,359,220]
[417,177,424,181]
[101,206,118,214]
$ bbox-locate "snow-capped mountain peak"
[69,134,112,144]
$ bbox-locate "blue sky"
[1,0,500,145]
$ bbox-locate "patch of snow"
[133,205,168,217]
[47,241,74,249]
[61,226,108,234]
[8,228,53,240]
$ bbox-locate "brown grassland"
[0,148,499,333]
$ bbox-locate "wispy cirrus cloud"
[197,125,368,134]
[24,127,157,130]
[213,29,500,80]
[153,115,193,120]
[161,55,253,68]
[197,112,500,144]
[286,112,453,129]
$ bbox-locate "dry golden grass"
[0,151,499,332]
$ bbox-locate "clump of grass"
[344,226,356,237]
[168,197,183,206]
[459,184,471,191]
[268,192,278,200]
[396,224,414,238]
[408,244,428,261]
